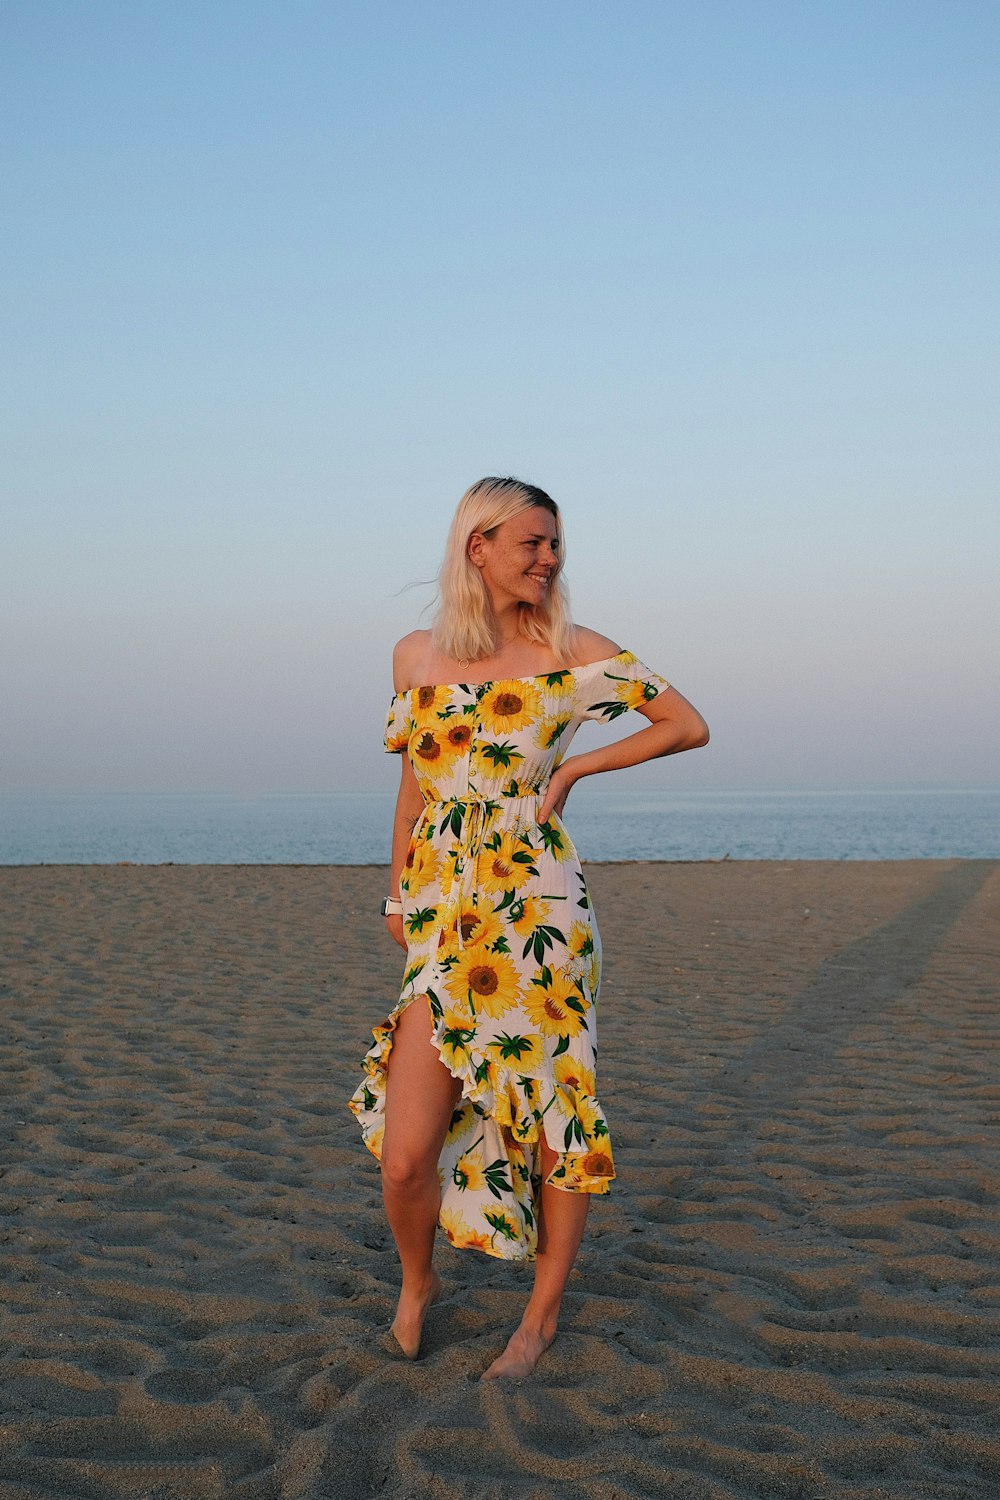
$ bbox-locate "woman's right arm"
[385,746,425,950]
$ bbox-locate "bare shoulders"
[570,625,623,666]
[393,625,622,691]
[392,630,433,693]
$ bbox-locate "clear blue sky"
[3,1,997,793]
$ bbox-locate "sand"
[1,859,998,1500]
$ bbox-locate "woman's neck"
[490,600,526,642]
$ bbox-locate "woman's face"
[470,506,561,612]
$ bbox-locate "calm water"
[2,787,998,864]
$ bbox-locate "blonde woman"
[349,477,708,1379]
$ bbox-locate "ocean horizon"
[2,785,997,865]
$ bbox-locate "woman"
[349,476,708,1379]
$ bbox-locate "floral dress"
[348,650,670,1261]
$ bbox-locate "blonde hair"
[432,477,574,664]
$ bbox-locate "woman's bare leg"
[380,999,461,1357]
[481,1139,589,1380]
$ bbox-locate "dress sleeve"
[383,693,412,754]
[577,651,671,723]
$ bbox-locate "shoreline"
[5,854,999,867]
[4,787,998,868]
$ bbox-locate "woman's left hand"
[538,764,577,824]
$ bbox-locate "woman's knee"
[380,1142,441,1193]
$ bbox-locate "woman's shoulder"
[392,630,433,693]
[569,625,623,666]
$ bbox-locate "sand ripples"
[1,860,998,1498]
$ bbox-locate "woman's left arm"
[539,687,709,823]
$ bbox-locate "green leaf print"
[441,1020,476,1053]
[444,802,466,838]
[552,1034,570,1057]
[401,960,426,990]
[563,1117,586,1150]
[525,924,568,964]
[484,1209,519,1242]
[492,1032,537,1063]
[539,716,571,747]
[479,740,524,770]
[588,698,629,720]
[405,906,438,936]
[538,820,566,855]
[484,1159,513,1199]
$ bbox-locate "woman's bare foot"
[480,1322,555,1381]
[390,1270,442,1359]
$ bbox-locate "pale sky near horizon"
[3,1,997,796]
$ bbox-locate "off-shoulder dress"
[348,650,669,1260]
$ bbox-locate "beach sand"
[1,859,998,1500]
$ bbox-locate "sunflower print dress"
[349,650,670,1261]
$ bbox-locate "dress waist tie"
[424,794,541,949]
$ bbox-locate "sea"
[2,787,998,865]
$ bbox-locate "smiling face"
[468,505,562,614]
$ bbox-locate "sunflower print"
[444,943,522,1019]
[477,828,539,896]
[522,967,589,1037]
[411,682,455,724]
[479,678,543,735]
[409,726,449,773]
[554,1054,596,1096]
[349,649,670,1261]
[533,714,572,751]
[401,839,440,900]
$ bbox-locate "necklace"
[458,629,523,669]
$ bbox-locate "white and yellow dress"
[349,650,669,1260]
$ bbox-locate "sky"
[3,0,997,795]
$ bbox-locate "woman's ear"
[467,532,487,568]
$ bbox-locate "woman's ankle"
[399,1266,441,1297]
[517,1304,560,1341]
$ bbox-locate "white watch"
[380,896,404,916]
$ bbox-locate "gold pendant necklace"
[458,631,521,671]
